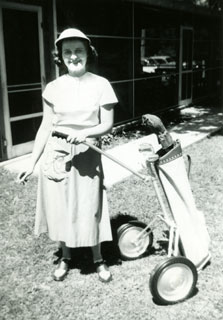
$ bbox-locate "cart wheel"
[117,220,153,260]
[149,257,198,305]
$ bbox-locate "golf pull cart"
[52,114,211,305]
[117,114,211,305]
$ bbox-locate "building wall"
[55,0,222,124]
[0,0,222,160]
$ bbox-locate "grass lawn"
[1,129,223,320]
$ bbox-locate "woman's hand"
[66,131,87,144]
[17,165,35,185]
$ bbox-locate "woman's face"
[62,39,88,76]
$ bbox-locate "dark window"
[11,117,42,145]
[8,89,42,117]
[92,38,133,82]
[3,8,41,85]
[56,0,132,37]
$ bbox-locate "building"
[0,0,222,160]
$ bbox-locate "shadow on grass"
[151,287,199,306]
[207,127,223,137]
[53,213,155,275]
[105,213,155,263]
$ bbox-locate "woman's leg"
[60,241,72,260]
[92,243,112,282]
[92,243,103,263]
[53,242,71,281]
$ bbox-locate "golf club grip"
[52,130,68,139]
[52,130,147,181]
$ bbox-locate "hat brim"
[55,35,91,47]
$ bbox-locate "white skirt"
[34,135,112,248]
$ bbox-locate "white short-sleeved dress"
[34,72,118,248]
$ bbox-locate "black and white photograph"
[0,0,222,319]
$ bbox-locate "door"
[178,27,193,106]
[0,2,45,159]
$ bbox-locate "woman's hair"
[52,38,98,73]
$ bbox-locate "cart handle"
[52,130,148,181]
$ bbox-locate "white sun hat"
[55,28,91,46]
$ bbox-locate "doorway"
[0,2,45,159]
[178,26,193,106]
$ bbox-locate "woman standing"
[18,28,118,282]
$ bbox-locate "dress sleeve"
[42,81,55,106]
[99,79,118,107]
